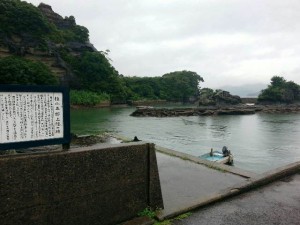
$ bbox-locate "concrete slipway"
[154,146,255,220]
[152,146,300,221]
[172,173,300,225]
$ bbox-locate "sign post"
[0,85,70,151]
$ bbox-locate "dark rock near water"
[216,109,255,115]
[199,90,242,106]
[130,104,300,117]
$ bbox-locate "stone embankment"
[130,104,300,117]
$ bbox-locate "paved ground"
[173,173,300,225]
[156,152,247,218]
[123,148,299,225]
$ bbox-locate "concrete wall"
[0,142,163,225]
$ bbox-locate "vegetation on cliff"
[0,0,203,105]
[60,50,127,103]
[0,1,89,49]
[258,76,300,104]
[70,90,110,106]
[123,71,204,102]
[0,0,50,38]
[0,56,58,85]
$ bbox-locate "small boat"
[200,147,233,165]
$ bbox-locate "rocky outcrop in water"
[131,107,256,117]
[130,104,300,117]
[199,90,242,106]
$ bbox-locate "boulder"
[199,90,242,106]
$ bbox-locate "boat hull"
[200,151,233,165]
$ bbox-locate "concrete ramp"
[156,150,253,220]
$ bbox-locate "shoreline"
[70,102,300,116]
[130,104,300,117]
[70,100,198,109]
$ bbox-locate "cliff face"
[38,3,75,29]
[0,2,96,85]
[198,90,242,106]
[38,3,63,23]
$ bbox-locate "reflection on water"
[71,107,300,173]
[262,119,294,124]
[181,118,206,126]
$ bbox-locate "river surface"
[71,107,300,173]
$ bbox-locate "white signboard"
[0,92,64,143]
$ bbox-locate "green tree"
[122,76,161,100]
[200,88,214,97]
[0,56,58,85]
[64,51,126,102]
[161,71,204,102]
[70,90,110,106]
[258,76,300,103]
[270,76,286,87]
[123,71,204,102]
[0,0,51,37]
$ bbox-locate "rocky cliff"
[0,2,96,85]
[38,3,75,29]
[198,90,242,106]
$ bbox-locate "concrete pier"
[154,146,300,221]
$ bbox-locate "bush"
[0,56,58,85]
[70,90,110,106]
[258,76,300,103]
[0,0,51,36]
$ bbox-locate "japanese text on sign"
[0,92,63,143]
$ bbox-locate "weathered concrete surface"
[173,173,300,225]
[155,146,300,222]
[228,160,300,194]
[0,142,163,225]
[156,152,247,220]
[156,146,258,179]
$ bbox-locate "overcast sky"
[27,0,300,88]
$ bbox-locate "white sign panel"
[0,92,64,143]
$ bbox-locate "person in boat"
[133,136,140,142]
[222,146,229,157]
[227,150,233,165]
[210,148,213,156]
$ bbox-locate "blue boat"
[200,148,233,165]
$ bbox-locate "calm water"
[71,107,300,173]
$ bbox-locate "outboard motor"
[222,146,229,156]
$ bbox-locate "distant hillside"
[217,83,267,97]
